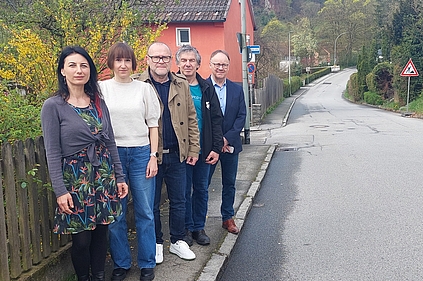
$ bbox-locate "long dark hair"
[55,46,103,117]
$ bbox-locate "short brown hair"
[107,42,137,71]
[210,49,230,61]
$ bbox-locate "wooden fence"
[252,74,284,123]
[0,136,71,281]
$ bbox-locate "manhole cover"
[310,124,329,128]
[277,147,299,152]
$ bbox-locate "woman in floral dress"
[41,46,128,281]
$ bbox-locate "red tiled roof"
[140,0,231,23]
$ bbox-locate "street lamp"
[334,32,348,66]
[288,31,293,96]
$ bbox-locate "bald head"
[148,42,172,56]
[147,42,173,82]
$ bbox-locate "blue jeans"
[185,160,210,231]
[154,151,186,244]
[209,152,239,222]
[109,146,155,269]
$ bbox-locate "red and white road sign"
[401,59,419,77]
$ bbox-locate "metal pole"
[333,38,337,65]
[241,0,250,144]
[288,31,291,96]
[334,32,348,66]
[249,83,254,125]
[406,76,410,113]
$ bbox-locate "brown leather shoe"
[222,218,239,234]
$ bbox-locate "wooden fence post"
[2,142,22,278]
[0,158,10,281]
[35,136,55,256]
[25,138,42,264]
[14,140,32,271]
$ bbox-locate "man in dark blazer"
[207,49,247,234]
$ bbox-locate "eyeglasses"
[148,55,172,63]
[211,62,229,69]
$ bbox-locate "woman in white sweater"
[99,42,160,281]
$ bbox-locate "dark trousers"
[209,152,239,221]
[154,151,187,244]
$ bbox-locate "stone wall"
[251,104,262,126]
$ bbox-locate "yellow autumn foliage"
[0,0,166,142]
[0,27,56,96]
[0,0,166,100]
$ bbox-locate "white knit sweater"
[99,78,160,147]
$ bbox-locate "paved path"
[104,94,299,280]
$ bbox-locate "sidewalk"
[104,93,300,281]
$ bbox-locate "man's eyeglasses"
[211,62,229,69]
[148,55,172,63]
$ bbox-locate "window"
[176,28,190,46]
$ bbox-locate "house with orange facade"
[143,0,256,83]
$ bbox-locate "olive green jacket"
[132,70,200,164]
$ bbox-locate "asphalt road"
[219,68,423,281]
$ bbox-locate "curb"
[197,145,277,281]
[282,90,307,127]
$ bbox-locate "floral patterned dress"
[53,103,122,234]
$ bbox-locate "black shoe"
[111,268,129,281]
[92,271,105,281]
[77,275,90,281]
[140,268,155,281]
[192,229,210,245]
[183,229,193,246]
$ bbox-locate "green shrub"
[348,72,362,102]
[364,91,383,105]
[408,95,423,113]
[366,62,394,99]
[366,72,376,93]
[383,100,401,111]
[283,76,302,97]
[307,67,331,82]
[0,89,42,143]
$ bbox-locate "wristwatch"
[150,152,159,158]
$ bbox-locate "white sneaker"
[169,240,196,260]
[156,243,163,264]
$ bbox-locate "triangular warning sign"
[401,59,419,77]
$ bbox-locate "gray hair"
[175,44,202,66]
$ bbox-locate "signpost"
[247,45,260,54]
[247,62,255,73]
[246,62,255,127]
[400,58,419,115]
[247,62,255,84]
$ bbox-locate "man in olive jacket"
[132,42,200,263]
